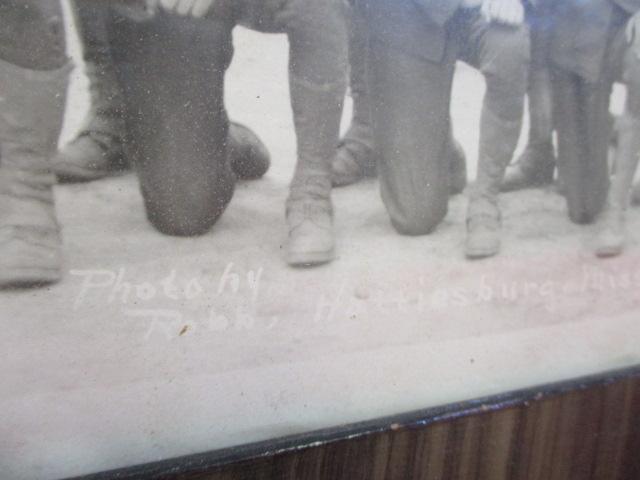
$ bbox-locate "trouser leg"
[334,1,467,194]
[283,0,348,265]
[369,39,456,235]
[461,14,529,258]
[447,121,468,196]
[53,0,127,182]
[464,16,529,202]
[502,61,555,192]
[527,62,553,149]
[106,11,235,236]
[0,0,69,287]
[346,3,369,139]
[524,9,554,150]
[0,0,66,70]
[552,68,610,224]
[501,18,555,192]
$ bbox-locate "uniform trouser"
[73,2,110,66]
[551,21,640,224]
[341,0,375,167]
[526,9,553,149]
[368,9,529,235]
[0,0,66,70]
[347,2,370,131]
[105,1,347,236]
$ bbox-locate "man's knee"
[145,206,223,238]
[142,177,235,237]
[387,195,448,236]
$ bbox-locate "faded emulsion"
[1,1,640,479]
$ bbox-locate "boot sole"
[466,252,499,260]
[54,162,112,184]
[465,246,499,260]
[0,267,61,289]
[595,245,624,258]
[287,249,335,268]
[500,176,554,193]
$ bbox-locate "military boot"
[501,141,555,192]
[287,78,344,267]
[228,122,270,180]
[466,109,521,259]
[331,4,376,188]
[52,3,126,183]
[0,59,69,287]
[332,120,376,187]
[595,114,640,257]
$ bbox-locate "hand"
[157,0,215,17]
[480,0,524,26]
[627,12,640,59]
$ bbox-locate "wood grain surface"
[79,367,640,480]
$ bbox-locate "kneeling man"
[363,0,529,258]
[102,0,348,266]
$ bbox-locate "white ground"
[1,11,640,480]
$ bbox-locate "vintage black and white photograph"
[1,1,640,479]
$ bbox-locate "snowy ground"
[1,10,640,480]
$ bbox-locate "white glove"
[480,0,524,26]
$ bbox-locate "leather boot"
[332,4,376,188]
[595,114,640,257]
[331,121,376,187]
[0,59,69,287]
[228,122,270,180]
[52,2,126,183]
[466,109,521,259]
[287,78,344,267]
[501,141,555,192]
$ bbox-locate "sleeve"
[412,0,464,26]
